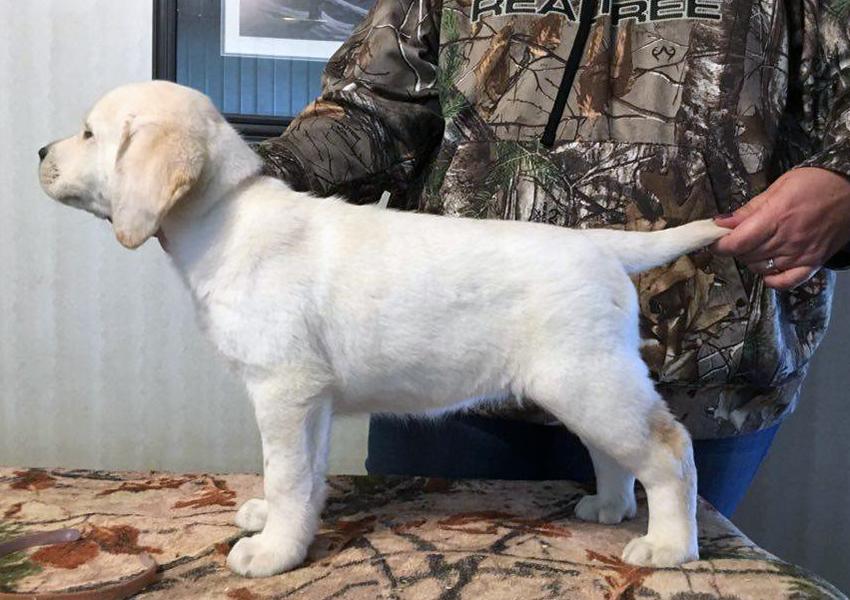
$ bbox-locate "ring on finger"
[766,257,777,273]
[756,257,781,275]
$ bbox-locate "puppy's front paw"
[621,535,698,567]
[235,498,268,532]
[226,533,306,578]
[574,494,637,525]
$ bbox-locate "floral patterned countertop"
[0,468,844,599]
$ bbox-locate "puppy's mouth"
[39,162,60,187]
[56,195,111,222]
[57,195,86,210]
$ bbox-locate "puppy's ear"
[112,119,206,249]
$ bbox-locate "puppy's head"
[39,81,223,249]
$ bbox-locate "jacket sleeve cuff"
[789,141,850,270]
[791,139,850,183]
[252,141,312,192]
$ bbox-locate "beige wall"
[0,0,368,476]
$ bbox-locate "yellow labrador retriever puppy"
[39,81,727,577]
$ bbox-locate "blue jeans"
[366,413,780,518]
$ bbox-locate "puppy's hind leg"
[619,403,698,567]
[228,371,333,578]
[530,358,698,567]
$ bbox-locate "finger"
[736,240,787,265]
[744,256,791,275]
[714,192,771,228]
[763,266,817,290]
[715,174,795,228]
[712,209,777,256]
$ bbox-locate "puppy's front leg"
[228,374,332,578]
[574,442,637,524]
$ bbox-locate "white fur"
[40,81,729,577]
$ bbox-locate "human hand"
[711,167,850,290]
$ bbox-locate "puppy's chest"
[196,288,306,368]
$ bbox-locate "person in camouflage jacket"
[257,0,850,510]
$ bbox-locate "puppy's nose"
[38,145,50,162]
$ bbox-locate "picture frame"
[155,0,344,140]
[221,0,369,61]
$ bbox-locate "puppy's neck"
[180,126,264,223]
[158,174,263,294]
[159,121,262,245]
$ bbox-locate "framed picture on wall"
[222,0,371,60]
[154,0,366,140]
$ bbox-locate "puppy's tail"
[581,219,729,274]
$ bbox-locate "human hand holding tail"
[712,167,850,290]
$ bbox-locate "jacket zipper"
[541,0,599,148]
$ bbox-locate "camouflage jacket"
[257,0,850,438]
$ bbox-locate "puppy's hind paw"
[574,494,637,525]
[227,533,306,578]
[621,535,698,567]
[235,498,268,532]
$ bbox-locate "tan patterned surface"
[0,468,844,599]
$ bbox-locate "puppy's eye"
[82,129,94,140]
